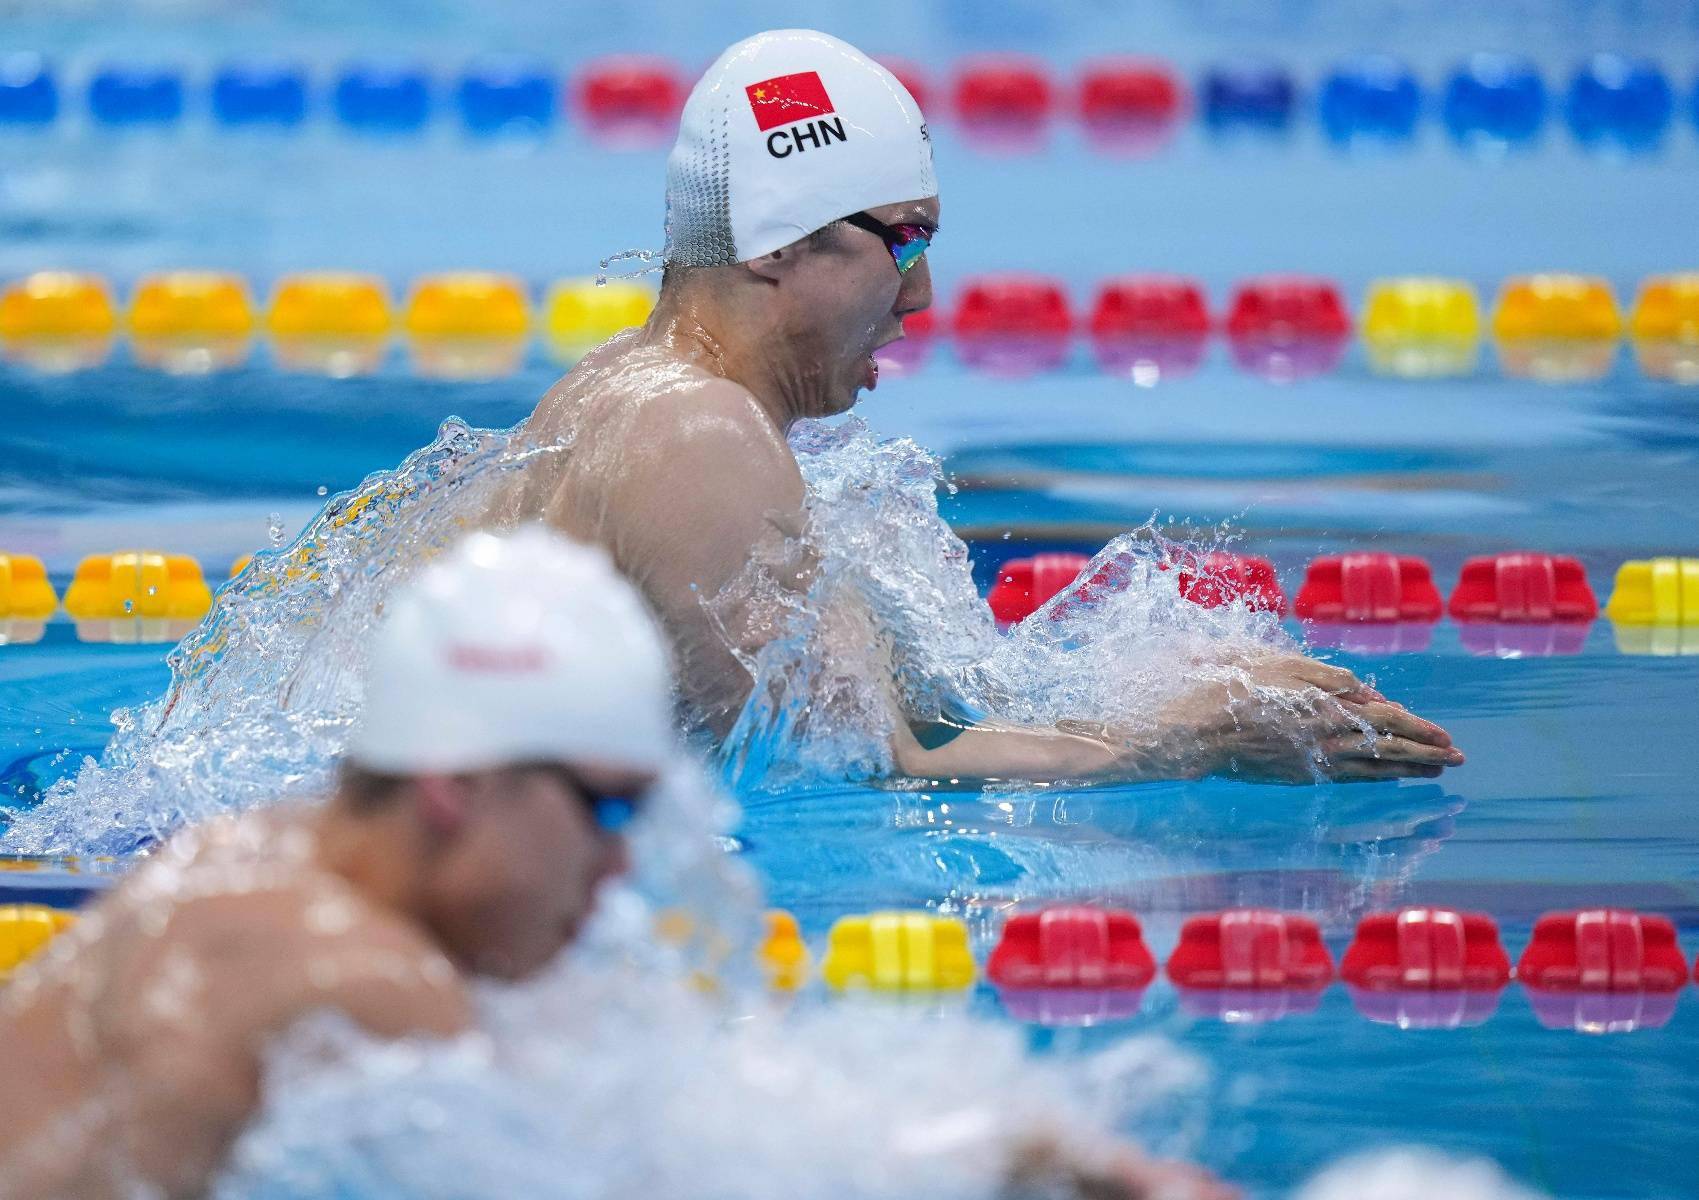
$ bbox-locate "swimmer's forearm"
[891,722,1168,785]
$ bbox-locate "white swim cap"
[346,527,675,775]
[665,28,936,267]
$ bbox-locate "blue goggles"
[548,766,648,834]
[842,210,933,275]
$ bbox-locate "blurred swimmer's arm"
[1002,1132,1239,1200]
[97,891,472,1197]
[893,654,1462,785]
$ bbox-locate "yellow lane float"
[64,550,214,644]
[129,271,256,373]
[1492,274,1621,382]
[543,277,655,363]
[1629,274,1699,383]
[822,910,976,993]
[1361,277,1481,378]
[0,552,56,646]
[403,272,530,379]
[268,272,394,377]
[0,271,118,371]
[1607,557,1699,655]
[0,904,75,974]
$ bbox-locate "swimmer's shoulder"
[96,828,471,1051]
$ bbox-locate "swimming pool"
[5,2,1699,1196]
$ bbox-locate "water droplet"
[267,513,287,546]
[121,598,134,614]
[316,485,328,497]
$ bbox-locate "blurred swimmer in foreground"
[0,528,1231,1200]
[497,28,1463,786]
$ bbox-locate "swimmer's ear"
[414,774,470,837]
[742,249,791,285]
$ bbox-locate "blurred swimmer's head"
[660,29,939,418]
[340,526,675,979]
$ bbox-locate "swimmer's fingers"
[1323,733,1464,768]
[1269,656,1362,695]
[1325,758,1446,782]
[1344,700,1456,748]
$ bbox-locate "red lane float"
[1343,908,1510,1029]
[952,57,1056,145]
[1174,550,1288,615]
[1341,908,1510,991]
[1293,553,1444,623]
[1517,909,1688,992]
[574,57,686,141]
[1226,276,1352,381]
[952,274,1074,374]
[1225,276,1352,339]
[1519,909,1688,1033]
[987,906,1157,988]
[986,552,1091,623]
[1168,909,1333,1022]
[877,58,933,116]
[1077,59,1184,151]
[1447,552,1599,623]
[1089,275,1210,378]
[1166,909,1334,989]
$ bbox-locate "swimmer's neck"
[645,282,830,436]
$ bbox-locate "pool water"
[6,2,1699,1196]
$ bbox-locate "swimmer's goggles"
[842,211,933,275]
[546,766,649,835]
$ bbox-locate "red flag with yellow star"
[745,71,835,131]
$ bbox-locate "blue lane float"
[1565,54,1674,150]
[1443,52,1547,145]
[211,61,309,127]
[1318,55,1421,143]
[0,53,56,124]
[333,61,431,133]
[1200,61,1296,132]
[456,60,555,133]
[88,64,184,126]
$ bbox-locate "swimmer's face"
[422,763,651,981]
[764,195,938,418]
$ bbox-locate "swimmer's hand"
[1002,1134,1239,1200]
[1142,653,1465,784]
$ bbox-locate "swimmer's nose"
[896,252,933,317]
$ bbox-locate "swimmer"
[0,529,663,1198]
[0,528,1231,1200]
[495,28,1463,786]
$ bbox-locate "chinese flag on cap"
[746,71,835,132]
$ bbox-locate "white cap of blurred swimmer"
[665,28,936,267]
[346,527,674,775]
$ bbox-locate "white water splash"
[1296,1147,1548,1200]
[718,416,1301,790]
[214,943,1210,1200]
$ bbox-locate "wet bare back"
[0,812,471,1200]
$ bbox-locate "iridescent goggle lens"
[886,224,932,274]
